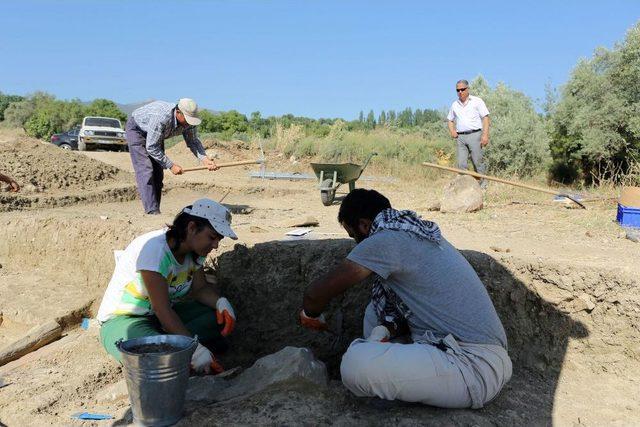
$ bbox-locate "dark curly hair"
[337,189,391,230]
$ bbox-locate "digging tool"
[182,159,265,173]
[184,141,267,174]
[321,310,346,352]
[422,162,587,209]
[218,189,232,203]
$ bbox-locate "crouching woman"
[96,198,237,374]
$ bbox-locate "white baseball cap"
[177,98,202,126]
[183,198,238,240]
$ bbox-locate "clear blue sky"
[1,1,638,119]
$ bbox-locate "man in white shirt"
[447,80,490,188]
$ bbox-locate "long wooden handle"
[182,159,263,173]
[422,162,586,209]
[422,162,560,195]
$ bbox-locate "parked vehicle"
[50,125,80,150]
[78,116,127,151]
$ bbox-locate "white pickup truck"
[77,116,127,151]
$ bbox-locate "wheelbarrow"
[310,152,377,206]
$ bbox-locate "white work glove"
[191,343,214,374]
[367,325,391,342]
[191,343,225,375]
[215,297,236,337]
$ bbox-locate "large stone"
[221,347,327,401]
[185,347,327,404]
[186,376,230,402]
[440,175,484,213]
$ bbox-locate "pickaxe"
[182,141,266,175]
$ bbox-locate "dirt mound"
[0,135,131,192]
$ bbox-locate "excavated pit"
[211,239,640,421]
[2,214,639,425]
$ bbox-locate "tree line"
[0,92,127,140]
[357,108,442,129]
[1,21,639,185]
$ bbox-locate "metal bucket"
[117,335,197,427]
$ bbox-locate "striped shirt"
[131,101,207,169]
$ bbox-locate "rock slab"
[440,175,484,213]
[186,346,328,403]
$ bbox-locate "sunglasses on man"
[456,87,468,93]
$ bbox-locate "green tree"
[550,21,640,184]
[84,99,127,123]
[378,110,386,127]
[366,110,376,129]
[3,98,35,128]
[398,108,413,127]
[422,108,442,124]
[0,92,24,121]
[387,110,396,126]
[469,76,551,177]
[414,109,423,126]
[200,110,249,138]
[23,97,85,139]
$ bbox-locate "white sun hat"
[183,198,237,240]
[177,98,202,126]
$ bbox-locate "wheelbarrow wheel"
[320,178,336,206]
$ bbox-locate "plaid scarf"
[369,208,441,329]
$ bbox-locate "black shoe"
[147,210,161,215]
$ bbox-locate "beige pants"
[340,303,512,408]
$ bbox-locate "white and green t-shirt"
[97,228,205,323]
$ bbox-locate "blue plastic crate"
[617,203,640,228]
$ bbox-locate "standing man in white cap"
[126,99,219,214]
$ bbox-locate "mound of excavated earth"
[0,133,135,211]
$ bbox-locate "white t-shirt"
[447,95,490,132]
[97,229,205,323]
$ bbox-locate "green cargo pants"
[99,300,227,362]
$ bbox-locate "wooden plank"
[0,320,62,366]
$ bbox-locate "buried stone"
[186,346,328,403]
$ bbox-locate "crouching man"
[299,189,511,408]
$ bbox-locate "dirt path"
[1,132,638,426]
